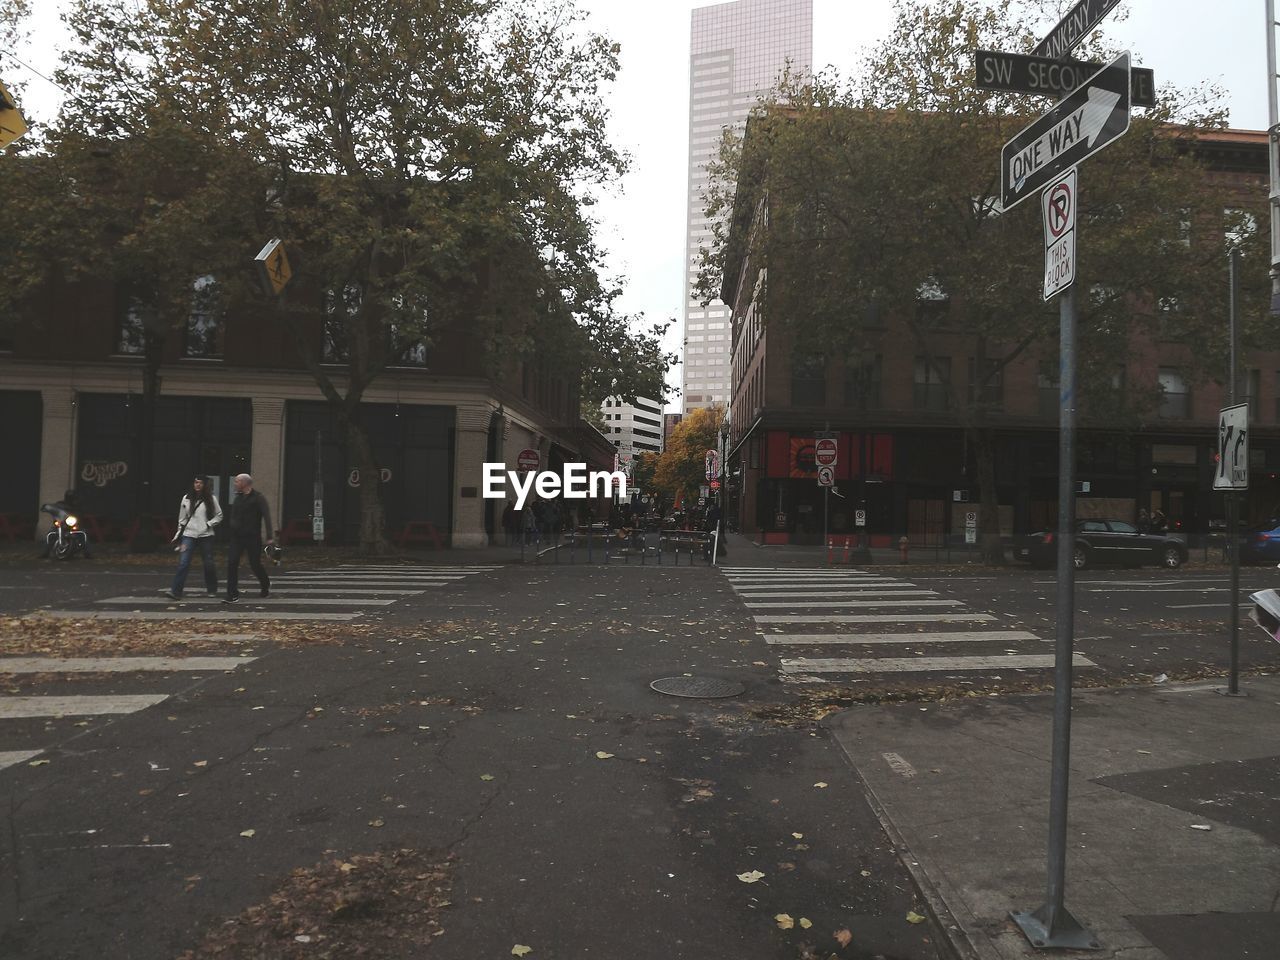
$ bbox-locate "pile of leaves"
[0,616,376,659]
[178,848,454,959]
[749,667,1279,727]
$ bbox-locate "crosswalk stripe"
[0,694,170,719]
[754,613,996,624]
[744,599,961,609]
[729,579,907,586]
[780,654,1096,674]
[735,589,934,598]
[162,588,424,596]
[37,611,360,621]
[0,656,258,674]
[282,575,467,582]
[0,750,43,771]
[99,597,396,607]
[764,631,1042,645]
[724,573,885,579]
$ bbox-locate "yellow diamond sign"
[0,78,28,150]
[254,238,292,296]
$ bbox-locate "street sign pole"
[1228,249,1244,695]
[1012,128,1101,960]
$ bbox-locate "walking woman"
[165,476,223,599]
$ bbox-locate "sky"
[5,2,1272,412]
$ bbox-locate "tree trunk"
[130,339,163,553]
[341,411,390,556]
[971,426,1005,565]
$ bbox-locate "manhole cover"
[650,676,745,699]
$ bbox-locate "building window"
[913,356,951,411]
[116,298,146,356]
[843,355,882,410]
[186,275,224,358]
[967,357,1003,409]
[791,353,826,406]
[1158,367,1190,419]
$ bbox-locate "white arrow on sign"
[1011,86,1119,193]
[1214,403,1249,491]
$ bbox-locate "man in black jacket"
[224,473,275,602]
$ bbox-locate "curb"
[826,718,993,960]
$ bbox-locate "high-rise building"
[601,395,665,455]
[683,0,812,412]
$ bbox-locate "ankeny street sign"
[975,49,1153,108]
[1001,51,1130,212]
[1032,0,1122,60]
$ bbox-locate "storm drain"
[650,676,745,699]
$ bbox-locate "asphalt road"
[1,561,941,960]
[1,556,1276,958]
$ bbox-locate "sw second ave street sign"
[1001,51,1130,212]
[1032,0,1122,60]
[975,49,1153,108]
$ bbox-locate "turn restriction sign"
[1042,168,1077,300]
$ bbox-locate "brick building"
[0,277,616,548]
[720,126,1280,547]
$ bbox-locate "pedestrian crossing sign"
[0,78,28,151]
[254,238,293,296]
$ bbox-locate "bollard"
[899,535,909,565]
[843,536,851,565]
[827,536,834,567]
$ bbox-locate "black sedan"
[1018,519,1188,570]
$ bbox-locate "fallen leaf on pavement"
[239,829,255,838]
[595,751,614,760]
[193,760,208,767]
[369,819,385,828]
[906,910,926,924]
[737,870,765,883]
[28,759,49,766]
[859,870,871,877]
[791,832,803,839]
[512,946,532,957]
[813,782,828,789]
[799,918,812,929]
[480,774,495,781]
[775,914,794,930]
[835,928,853,947]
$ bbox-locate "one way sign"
[1214,403,1249,491]
[1001,51,1130,211]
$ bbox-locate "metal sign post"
[1268,1,1280,312]
[1001,18,1132,954]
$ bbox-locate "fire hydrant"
[898,535,910,565]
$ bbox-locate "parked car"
[1241,518,1280,564]
[1017,518,1187,570]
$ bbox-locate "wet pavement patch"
[1093,755,1280,845]
[650,676,745,699]
[1127,912,1280,960]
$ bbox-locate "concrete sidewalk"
[828,675,1280,960]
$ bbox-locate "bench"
[277,518,315,546]
[121,515,177,545]
[395,520,445,549]
[0,513,34,542]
